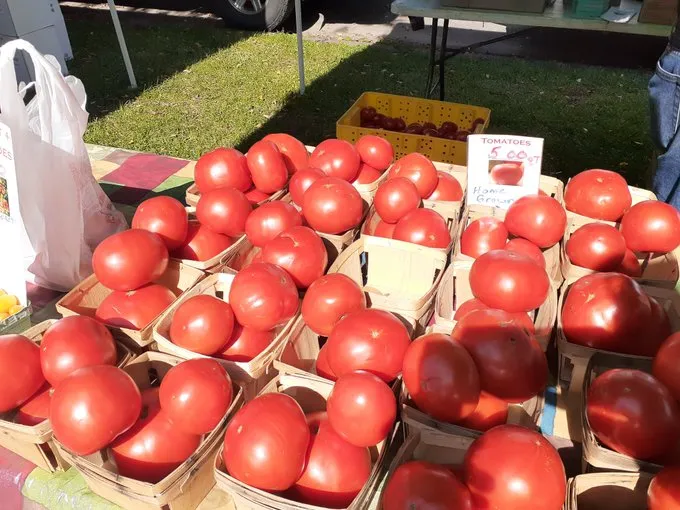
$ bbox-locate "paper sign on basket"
[466,134,544,209]
[0,121,27,305]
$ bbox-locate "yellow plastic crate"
[336,92,491,166]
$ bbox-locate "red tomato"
[587,369,680,460]
[440,121,458,133]
[505,238,545,269]
[159,358,233,435]
[309,139,361,182]
[566,223,626,271]
[504,195,566,248]
[302,177,364,234]
[169,295,234,355]
[460,217,508,259]
[218,324,275,362]
[245,201,303,248]
[261,226,328,289]
[95,284,176,331]
[648,296,672,358]
[301,274,366,336]
[262,133,309,175]
[246,140,289,193]
[0,335,44,413]
[561,273,653,355]
[402,333,481,422]
[327,371,396,447]
[489,162,524,185]
[93,230,169,292]
[653,332,680,403]
[454,298,535,334]
[360,107,376,122]
[648,466,680,510]
[132,197,189,251]
[326,309,411,382]
[291,413,372,508]
[244,188,271,205]
[388,153,438,198]
[40,316,117,387]
[223,393,310,491]
[406,123,423,134]
[617,248,643,277]
[393,208,451,249]
[469,250,549,313]
[315,345,336,381]
[425,172,463,201]
[382,461,473,510]
[452,309,548,402]
[464,425,566,510]
[564,169,632,221]
[621,200,680,253]
[372,219,396,239]
[457,391,509,431]
[194,148,252,193]
[355,135,394,171]
[50,365,141,455]
[196,187,252,236]
[15,383,51,426]
[374,177,421,224]
[289,168,325,207]
[228,262,299,331]
[353,163,383,185]
[422,122,437,131]
[172,223,233,261]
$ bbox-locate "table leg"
[425,18,439,99]
[438,19,449,101]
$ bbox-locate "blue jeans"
[650,49,680,208]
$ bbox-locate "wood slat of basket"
[566,472,652,510]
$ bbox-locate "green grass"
[67,15,654,186]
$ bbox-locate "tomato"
[327,371,396,447]
[388,153,438,198]
[489,162,524,185]
[360,107,376,122]
[355,135,394,171]
[382,461,473,510]
[309,140,361,182]
[402,333,480,422]
[648,466,680,510]
[456,131,470,141]
[505,238,545,269]
[469,250,549,313]
[93,230,169,291]
[406,123,423,134]
[452,309,548,402]
[393,208,451,249]
[261,226,328,289]
[40,316,117,386]
[566,223,626,271]
[50,365,141,455]
[353,163,383,185]
[0,335,44,413]
[95,284,176,331]
[223,393,310,491]
[372,219,396,239]
[315,345,336,381]
[422,122,437,131]
[244,188,271,205]
[169,295,234,355]
[504,195,566,248]
[617,248,643,277]
[587,369,680,460]
[194,148,252,193]
[290,412,372,508]
[621,200,680,253]
[131,197,189,251]
[464,425,566,510]
[425,172,463,201]
[457,391,509,431]
[454,298,535,334]
[648,296,673,357]
[14,383,51,426]
[301,274,366,336]
[302,177,364,235]
[172,223,233,261]
[246,140,289,193]
[374,177,421,224]
[218,324,275,362]
[245,201,303,248]
[561,273,654,355]
[262,133,309,175]
[159,358,233,435]
[228,262,299,331]
[326,309,411,382]
[196,187,252,236]
[564,169,632,221]
[289,168,325,207]
[460,217,508,259]
[653,332,680,403]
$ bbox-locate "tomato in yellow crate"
[50,365,142,455]
[93,230,169,292]
[247,140,289,193]
[564,169,632,221]
[131,196,189,251]
[388,153,438,198]
[262,133,309,175]
[352,163,382,185]
[301,274,366,337]
[96,284,176,331]
[302,177,364,235]
[425,171,463,201]
[653,332,680,403]
[393,208,451,249]
[566,222,626,272]
[617,247,643,277]
[621,200,680,253]
[489,162,524,185]
[0,335,45,413]
[505,237,545,269]
[504,195,566,248]
[453,298,535,334]
[261,226,328,289]
[194,148,252,193]
[309,139,361,182]
[169,295,235,355]
[217,323,275,362]
[355,135,394,171]
[374,177,421,224]
[289,168,325,207]
[172,223,234,261]
[457,391,509,432]
[460,217,508,259]
[196,187,252,237]
[245,201,303,248]
[223,393,310,491]
[648,466,680,510]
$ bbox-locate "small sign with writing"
[466,134,544,209]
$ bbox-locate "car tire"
[211,0,293,31]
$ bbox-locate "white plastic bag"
[0,40,127,291]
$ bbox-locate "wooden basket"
[565,184,656,229]
[55,351,244,510]
[152,271,298,400]
[0,320,135,473]
[566,472,653,510]
[56,261,205,350]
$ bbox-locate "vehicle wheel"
[211,0,293,31]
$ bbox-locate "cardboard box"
[566,472,653,510]
[639,0,678,24]
[0,0,54,37]
[0,26,67,84]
